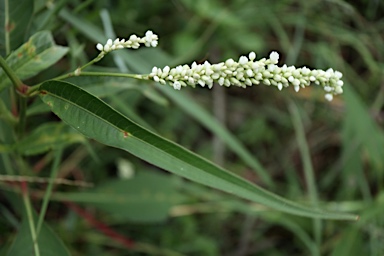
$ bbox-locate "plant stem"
[4,0,10,55]
[18,97,27,137]
[26,71,148,96]
[1,154,14,175]
[289,101,322,255]
[21,182,40,256]
[0,55,24,91]
[36,148,63,236]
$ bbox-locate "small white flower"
[103,44,111,52]
[335,86,343,94]
[145,30,153,41]
[249,52,256,61]
[225,58,235,67]
[163,66,170,74]
[129,34,138,42]
[335,71,343,79]
[325,93,333,101]
[96,43,103,51]
[246,69,253,77]
[269,51,279,63]
[150,41,158,47]
[239,56,248,65]
[173,81,181,90]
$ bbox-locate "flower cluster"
[149,51,344,101]
[96,30,158,55]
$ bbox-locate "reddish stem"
[64,201,134,249]
[20,181,28,195]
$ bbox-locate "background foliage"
[1,0,384,255]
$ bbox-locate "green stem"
[36,148,63,236]
[4,0,10,55]
[27,71,148,96]
[289,101,322,255]
[1,154,14,175]
[78,53,105,71]
[21,182,40,256]
[0,99,17,125]
[0,55,24,91]
[18,97,27,137]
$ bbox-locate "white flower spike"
[149,51,344,101]
[95,30,158,54]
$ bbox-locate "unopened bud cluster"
[96,30,158,55]
[149,51,343,101]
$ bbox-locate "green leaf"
[39,80,358,220]
[6,210,70,256]
[0,31,68,92]
[65,76,139,97]
[342,87,384,169]
[0,0,33,56]
[158,85,273,186]
[15,122,85,155]
[48,171,184,223]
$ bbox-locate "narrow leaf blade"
[7,210,70,256]
[39,80,358,220]
[15,122,85,155]
[49,171,184,223]
[0,31,68,92]
[0,0,33,55]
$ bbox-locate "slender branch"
[4,0,10,55]
[36,148,63,236]
[0,55,26,92]
[65,201,135,249]
[18,97,27,137]
[21,182,40,256]
[289,101,322,255]
[26,71,148,96]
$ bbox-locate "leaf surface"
[0,0,33,56]
[7,209,70,256]
[0,31,68,92]
[39,80,358,220]
[16,122,85,155]
[48,172,184,223]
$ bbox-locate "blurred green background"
[1,0,384,255]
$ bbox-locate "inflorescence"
[95,30,344,101]
[148,51,343,101]
[96,30,158,56]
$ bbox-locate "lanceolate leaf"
[0,31,68,92]
[47,172,184,223]
[39,80,358,220]
[0,0,33,56]
[7,209,70,256]
[16,122,85,155]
